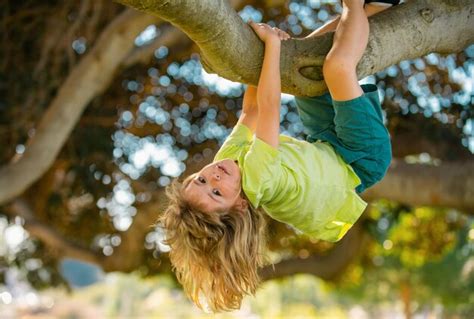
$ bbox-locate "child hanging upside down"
[161,0,399,313]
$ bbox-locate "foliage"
[334,205,474,316]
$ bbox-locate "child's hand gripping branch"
[247,20,290,42]
[247,20,289,148]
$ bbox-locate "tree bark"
[259,223,369,281]
[115,0,474,96]
[390,128,473,161]
[9,199,102,266]
[362,159,474,212]
[0,10,160,206]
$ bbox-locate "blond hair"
[159,177,267,312]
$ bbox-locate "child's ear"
[234,197,248,213]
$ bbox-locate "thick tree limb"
[362,159,474,212]
[390,128,473,161]
[9,199,102,265]
[0,10,160,205]
[115,0,474,96]
[9,198,164,272]
[10,196,171,273]
[260,224,369,281]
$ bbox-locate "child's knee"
[322,54,356,84]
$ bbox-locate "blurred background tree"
[0,0,473,317]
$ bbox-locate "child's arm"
[237,85,258,133]
[248,21,289,149]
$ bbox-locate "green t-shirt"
[214,123,367,242]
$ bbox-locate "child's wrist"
[264,35,281,46]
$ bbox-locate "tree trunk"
[400,281,412,319]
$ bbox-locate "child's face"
[183,159,245,213]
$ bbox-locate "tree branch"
[260,223,369,281]
[391,130,473,161]
[362,159,474,212]
[8,199,102,265]
[0,9,160,205]
[115,0,474,96]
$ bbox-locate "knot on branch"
[296,54,326,82]
[420,8,434,23]
[299,65,324,81]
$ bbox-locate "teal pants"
[295,84,392,193]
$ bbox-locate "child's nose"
[212,171,221,180]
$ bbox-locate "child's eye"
[198,176,206,184]
[212,189,221,196]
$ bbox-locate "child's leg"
[322,0,368,101]
[305,2,398,38]
[318,0,392,192]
